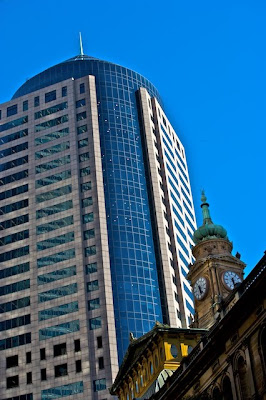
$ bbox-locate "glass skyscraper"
[0,53,196,399]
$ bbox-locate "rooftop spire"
[200,190,213,225]
[79,32,84,56]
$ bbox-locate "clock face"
[223,271,242,290]
[193,277,208,300]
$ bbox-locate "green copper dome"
[193,191,228,245]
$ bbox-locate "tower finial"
[200,190,213,225]
[79,32,84,56]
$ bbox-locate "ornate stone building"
[110,193,266,399]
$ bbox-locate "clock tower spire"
[187,191,246,329]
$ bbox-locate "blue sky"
[0,0,265,275]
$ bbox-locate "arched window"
[222,376,233,400]
[237,356,250,399]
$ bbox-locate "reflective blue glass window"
[87,280,98,292]
[82,197,93,208]
[80,166,90,177]
[36,215,73,235]
[35,141,70,159]
[0,214,28,230]
[36,200,73,219]
[0,332,31,351]
[0,314,30,332]
[37,265,76,285]
[77,124,87,135]
[35,170,71,188]
[36,184,72,203]
[34,96,39,107]
[62,86,67,97]
[83,228,95,240]
[45,90,56,103]
[35,128,69,146]
[85,262,97,274]
[89,317,101,330]
[93,379,106,392]
[76,111,86,121]
[80,83,85,94]
[0,184,28,201]
[85,245,96,257]
[83,212,94,224]
[0,296,30,314]
[0,245,29,262]
[35,115,68,132]
[0,279,30,296]
[38,283,77,303]
[39,320,80,340]
[36,154,71,174]
[76,99,86,108]
[79,152,89,162]
[0,229,29,247]
[35,102,67,119]
[38,301,79,321]
[41,381,83,399]
[0,169,28,187]
[37,231,75,251]
[7,104,18,117]
[37,248,75,268]
[88,298,100,311]
[0,128,28,145]
[78,138,88,148]
[0,261,29,279]
[0,116,28,133]
[23,100,28,111]
[0,155,28,172]
[0,142,28,159]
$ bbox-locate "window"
[0,214,29,231]
[34,96,40,107]
[87,280,98,292]
[35,102,68,120]
[77,124,87,135]
[0,333,31,351]
[55,363,68,377]
[0,245,29,263]
[35,127,69,146]
[54,342,67,357]
[36,200,73,219]
[38,301,79,321]
[0,314,31,332]
[35,141,70,159]
[0,141,28,159]
[0,128,28,145]
[74,339,80,352]
[0,198,28,216]
[80,83,85,94]
[7,375,19,389]
[0,155,28,172]
[76,111,86,121]
[41,368,47,381]
[79,152,90,162]
[45,90,56,103]
[35,169,71,189]
[37,248,75,268]
[62,86,67,97]
[82,198,93,209]
[76,360,82,373]
[0,279,30,297]
[26,352,31,364]
[36,215,74,235]
[40,348,46,360]
[78,138,88,148]
[85,262,97,274]
[7,105,18,117]
[88,298,100,311]
[26,372,32,384]
[81,181,91,192]
[83,228,95,240]
[36,184,72,203]
[6,355,18,368]
[0,296,30,314]
[38,283,77,303]
[0,261,29,280]
[41,381,83,400]
[76,99,86,108]
[36,155,71,174]
[89,317,101,330]
[23,100,28,111]
[37,231,75,252]
[85,245,96,257]
[93,378,106,392]
[0,116,28,133]
[35,115,68,132]
[37,265,76,286]
[0,183,28,201]
[83,212,94,223]
[0,229,29,247]
[39,320,80,340]
[99,357,104,370]
[97,336,102,348]
[0,170,28,187]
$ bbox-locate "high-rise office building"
[0,50,196,399]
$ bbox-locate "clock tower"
[187,191,245,329]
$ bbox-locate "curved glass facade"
[13,55,163,361]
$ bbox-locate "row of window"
[38,283,77,303]
[35,169,71,188]
[0,116,28,133]
[0,141,28,159]
[0,183,28,201]
[0,169,28,187]
[36,231,75,251]
[0,296,30,314]
[36,215,74,235]
[35,141,70,159]
[36,154,71,174]
[0,229,29,247]
[35,127,69,146]
[0,128,28,146]
[0,332,31,351]
[36,184,72,203]
[0,279,30,297]
[0,314,30,332]
[36,199,73,219]
[0,214,29,231]
[38,265,76,285]
[35,101,68,120]
[35,115,68,133]
[0,198,28,215]
[0,245,29,262]
[39,301,79,321]
[0,261,30,280]
[0,155,28,172]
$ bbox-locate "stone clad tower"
[187,191,246,329]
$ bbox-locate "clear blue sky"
[0,0,265,275]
